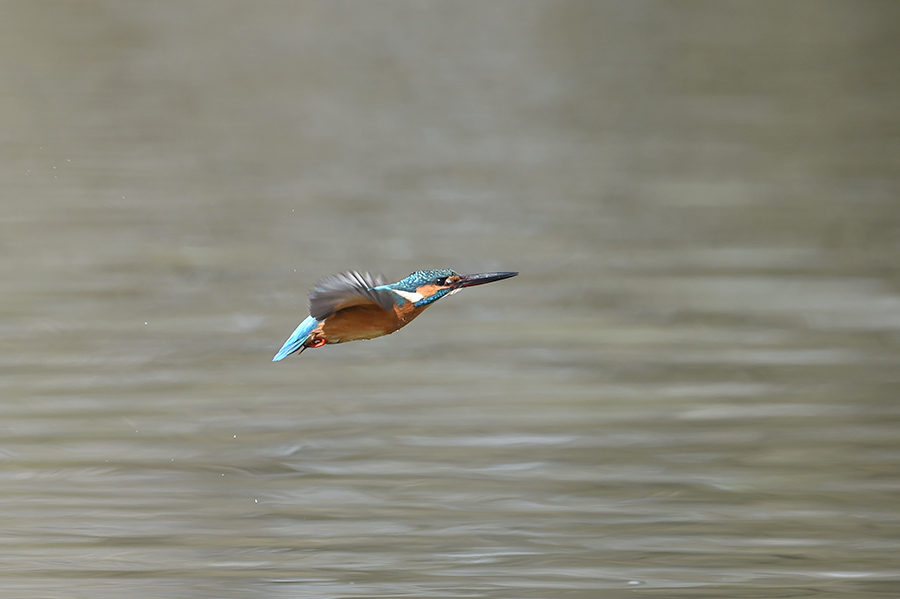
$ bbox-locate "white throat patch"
[391,289,424,303]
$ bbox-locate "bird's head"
[386,269,518,307]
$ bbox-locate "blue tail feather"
[272,315,319,361]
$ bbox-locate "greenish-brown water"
[1,2,899,597]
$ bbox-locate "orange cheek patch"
[416,284,443,299]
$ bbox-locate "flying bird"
[273,269,517,360]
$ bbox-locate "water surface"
[1,2,899,597]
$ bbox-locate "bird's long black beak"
[453,271,518,288]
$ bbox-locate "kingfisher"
[272,268,517,360]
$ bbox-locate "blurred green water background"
[1,2,899,597]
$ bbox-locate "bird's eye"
[433,277,447,286]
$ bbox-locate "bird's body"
[273,269,517,360]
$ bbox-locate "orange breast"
[321,303,426,343]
